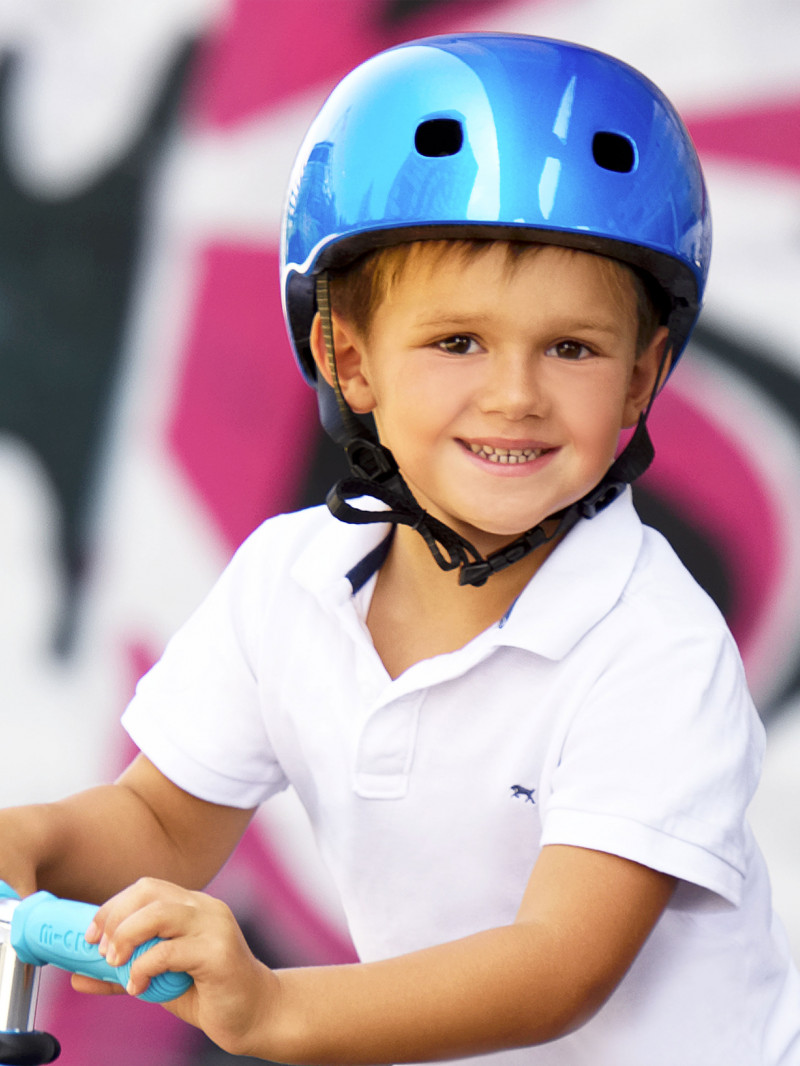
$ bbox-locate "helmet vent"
[415,118,463,157]
[592,132,636,173]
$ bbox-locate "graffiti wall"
[0,0,798,1062]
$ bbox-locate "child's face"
[327,242,666,555]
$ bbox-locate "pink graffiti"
[188,0,506,126]
[689,98,800,175]
[167,244,316,549]
[643,388,782,658]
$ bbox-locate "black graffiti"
[0,41,196,652]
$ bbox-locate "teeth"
[467,443,544,464]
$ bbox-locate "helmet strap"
[315,272,664,588]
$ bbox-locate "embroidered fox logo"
[510,784,536,804]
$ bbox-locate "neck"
[365,523,562,679]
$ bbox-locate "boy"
[2,33,799,1065]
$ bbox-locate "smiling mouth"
[465,443,548,464]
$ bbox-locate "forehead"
[380,240,639,316]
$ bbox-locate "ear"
[622,326,671,428]
[309,312,377,414]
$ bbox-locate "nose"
[479,349,548,421]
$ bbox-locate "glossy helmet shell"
[281,32,711,384]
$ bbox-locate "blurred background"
[0,0,798,1062]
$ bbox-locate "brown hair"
[327,239,666,355]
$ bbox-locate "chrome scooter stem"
[0,891,60,1064]
[0,896,39,1032]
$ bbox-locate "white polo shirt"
[122,491,800,1065]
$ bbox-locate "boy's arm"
[0,754,254,902]
[94,843,675,1063]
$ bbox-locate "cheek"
[569,389,629,457]
[374,368,451,431]
[370,383,425,452]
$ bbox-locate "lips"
[465,442,548,465]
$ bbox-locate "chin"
[452,517,546,553]
[414,488,551,549]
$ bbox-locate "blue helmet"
[281,32,711,385]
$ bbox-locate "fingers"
[86,878,235,998]
[70,973,126,997]
[88,878,189,963]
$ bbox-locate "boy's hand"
[83,878,279,1058]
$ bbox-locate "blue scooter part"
[0,883,192,1004]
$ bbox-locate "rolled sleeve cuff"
[122,706,288,810]
[540,807,744,906]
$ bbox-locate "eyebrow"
[410,310,485,326]
[557,319,625,337]
[411,312,624,337]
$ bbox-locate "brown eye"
[438,335,477,355]
[549,340,591,361]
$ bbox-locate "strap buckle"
[344,438,399,484]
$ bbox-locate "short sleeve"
[122,528,290,809]
[539,614,765,906]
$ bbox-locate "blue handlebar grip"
[10,891,193,1004]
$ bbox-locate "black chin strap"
[315,273,659,588]
[326,417,653,587]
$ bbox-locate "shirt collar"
[494,488,643,660]
[291,506,391,610]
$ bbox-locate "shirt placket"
[353,690,423,799]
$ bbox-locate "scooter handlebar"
[1,884,192,1004]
